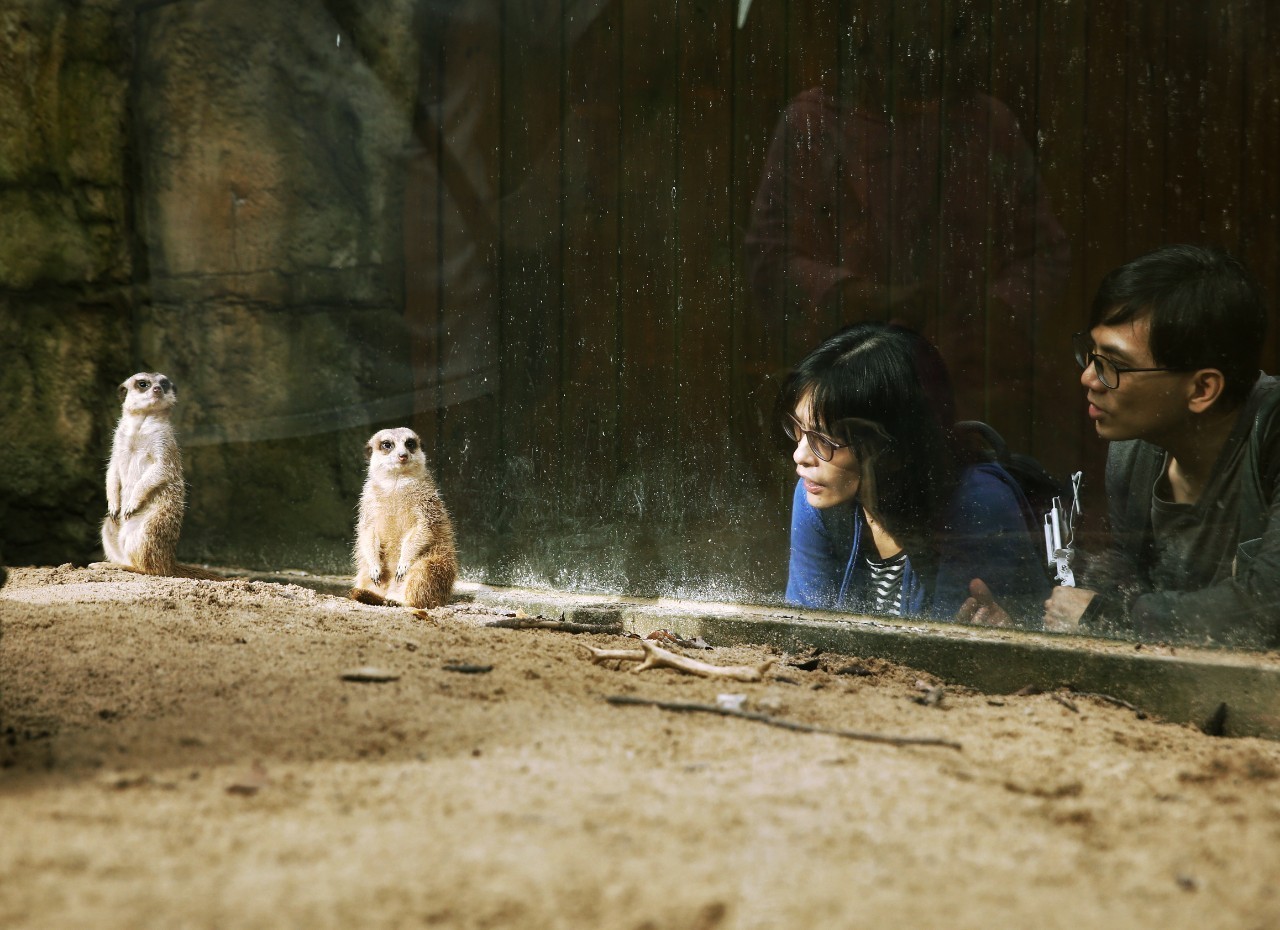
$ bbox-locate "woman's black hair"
[780,323,959,558]
[1091,245,1267,408]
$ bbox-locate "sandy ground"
[2,565,1280,930]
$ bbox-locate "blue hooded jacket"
[785,462,1049,621]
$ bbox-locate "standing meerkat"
[352,427,457,609]
[99,372,186,575]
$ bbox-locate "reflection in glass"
[745,6,1070,440]
[4,0,1280,648]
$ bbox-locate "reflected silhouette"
[745,7,1069,444]
[403,0,609,415]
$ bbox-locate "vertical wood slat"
[499,2,565,503]
[932,0,994,427]
[1124,0,1168,257]
[1239,0,1280,372]
[933,0,987,422]
[732,0,793,499]
[617,1,680,473]
[1080,1,1128,308]
[404,4,446,456]
[1075,0,1130,517]
[1034,0,1089,484]
[1161,0,1206,244]
[1200,0,1246,250]
[404,108,444,455]
[987,0,1038,451]
[675,0,734,459]
[782,0,841,362]
[562,0,623,502]
[674,0,771,588]
[436,11,503,542]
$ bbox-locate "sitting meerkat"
[99,372,186,575]
[352,427,457,609]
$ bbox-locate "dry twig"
[487,614,623,634]
[580,641,773,682]
[605,695,962,751]
[1071,690,1148,719]
[1050,692,1080,713]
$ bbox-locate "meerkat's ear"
[364,441,374,461]
[118,382,129,402]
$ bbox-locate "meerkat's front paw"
[395,562,411,581]
[106,510,120,523]
[369,566,384,585]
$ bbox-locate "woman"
[783,323,1048,621]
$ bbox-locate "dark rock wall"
[0,1,134,565]
[0,0,422,572]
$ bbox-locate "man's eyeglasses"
[783,412,847,462]
[1071,332,1184,389]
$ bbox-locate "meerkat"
[351,427,457,610]
[95,372,220,580]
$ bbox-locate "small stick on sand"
[579,646,646,662]
[1050,692,1080,713]
[487,615,624,634]
[1071,691,1148,719]
[580,641,773,682]
[605,695,962,751]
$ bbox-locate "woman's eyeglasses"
[1071,332,1184,389]
[783,413,847,462]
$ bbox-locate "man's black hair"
[1090,244,1268,408]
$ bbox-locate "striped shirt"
[864,550,908,615]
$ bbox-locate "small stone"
[443,663,493,675]
[716,693,747,711]
[340,667,400,683]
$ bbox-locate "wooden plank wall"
[404,0,1280,597]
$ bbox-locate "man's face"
[1081,314,1192,444]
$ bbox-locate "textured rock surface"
[0,1,131,288]
[0,0,421,572]
[0,1,133,564]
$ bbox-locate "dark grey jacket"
[1080,375,1280,646]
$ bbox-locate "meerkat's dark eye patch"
[136,379,150,391]
[158,377,172,392]
[380,439,395,452]
[404,438,418,452]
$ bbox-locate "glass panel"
[2,0,1277,647]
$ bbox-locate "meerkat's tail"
[401,550,458,610]
[350,587,391,606]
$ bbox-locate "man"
[962,244,1280,646]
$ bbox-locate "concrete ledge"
[238,569,1280,741]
